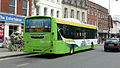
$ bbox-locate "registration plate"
[109,44,114,46]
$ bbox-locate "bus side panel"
[74,46,91,51]
[74,44,98,52]
[53,40,70,54]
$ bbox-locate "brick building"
[87,1,110,44]
[0,0,32,46]
[0,0,32,16]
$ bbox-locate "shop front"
[0,12,25,47]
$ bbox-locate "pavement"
[0,48,33,58]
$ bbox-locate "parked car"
[104,38,120,51]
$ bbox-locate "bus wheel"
[70,46,74,55]
[91,42,94,49]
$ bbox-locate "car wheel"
[118,48,120,51]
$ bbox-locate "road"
[0,45,120,68]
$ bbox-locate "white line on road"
[17,63,30,67]
[0,54,39,61]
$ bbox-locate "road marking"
[0,54,39,61]
[17,63,30,67]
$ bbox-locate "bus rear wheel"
[70,46,74,55]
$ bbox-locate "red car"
[104,38,120,52]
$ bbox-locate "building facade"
[111,15,120,37]
[1,0,32,16]
[32,0,62,18]
[87,1,109,44]
[0,0,32,46]
[62,0,88,23]
[110,20,120,37]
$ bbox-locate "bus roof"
[56,18,97,29]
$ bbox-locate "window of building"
[68,0,71,3]
[92,8,94,15]
[44,7,47,16]
[64,0,68,2]
[88,7,90,14]
[64,8,68,18]
[80,1,83,7]
[82,12,85,22]
[9,26,18,36]
[36,6,40,15]
[57,0,59,3]
[9,0,16,14]
[92,19,94,25]
[51,0,55,2]
[95,20,97,26]
[82,1,85,7]
[22,0,28,16]
[57,11,59,18]
[71,9,74,18]
[71,0,74,5]
[51,9,54,16]
[87,18,90,24]
[77,11,80,20]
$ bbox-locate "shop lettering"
[6,16,22,22]
[0,14,24,23]
[0,15,5,19]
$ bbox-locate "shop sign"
[0,29,3,37]
[0,13,25,23]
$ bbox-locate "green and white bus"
[23,16,98,54]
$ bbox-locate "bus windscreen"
[25,18,51,32]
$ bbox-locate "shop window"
[9,26,18,36]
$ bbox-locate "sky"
[89,0,120,16]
